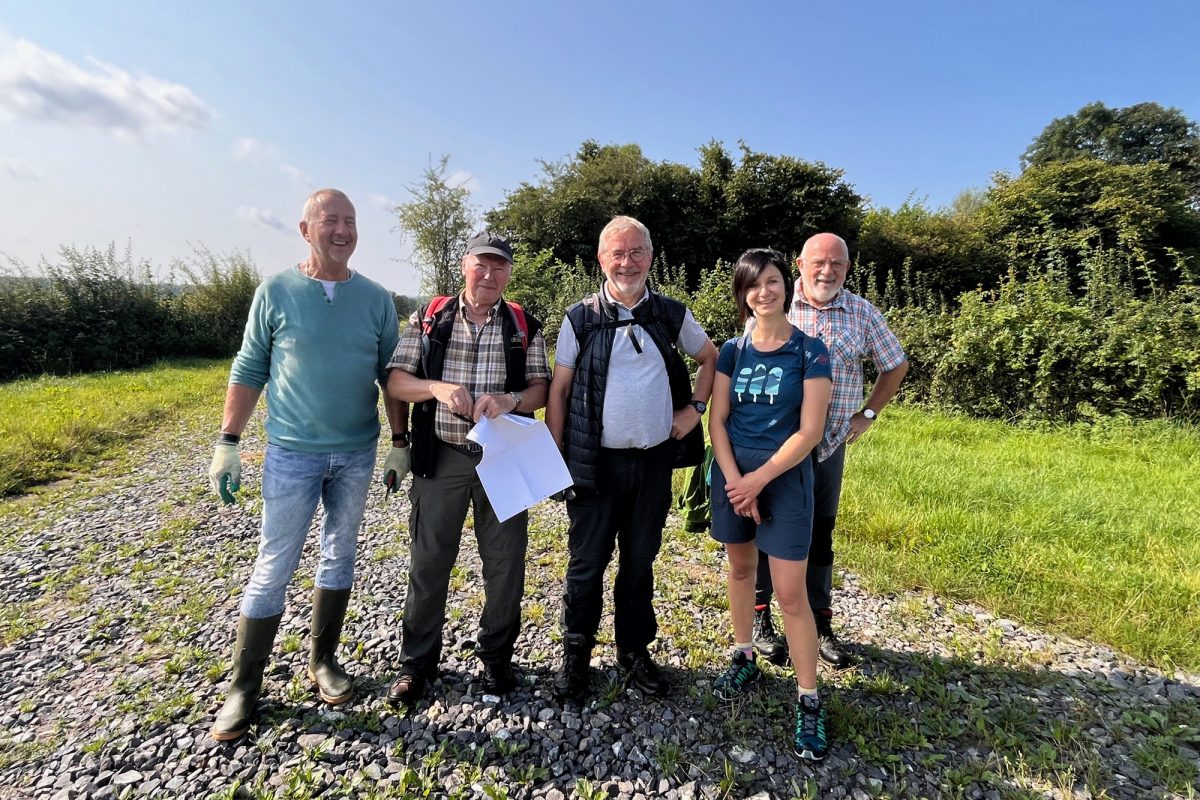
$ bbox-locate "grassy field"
[2,363,1197,672]
[839,406,1200,672]
[0,360,229,496]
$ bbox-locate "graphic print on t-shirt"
[735,364,785,403]
[763,367,782,403]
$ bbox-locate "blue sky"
[2,0,1197,295]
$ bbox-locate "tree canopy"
[485,140,862,288]
[392,155,477,297]
[1022,101,1200,204]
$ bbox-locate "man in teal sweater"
[207,189,407,741]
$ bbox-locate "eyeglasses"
[606,247,650,263]
[804,258,849,270]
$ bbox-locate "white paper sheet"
[466,414,574,522]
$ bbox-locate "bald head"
[303,188,353,224]
[800,232,848,261]
[796,232,850,308]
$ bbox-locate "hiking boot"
[753,606,789,665]
[713,650,762,701]
[211,613,282,742]
[386,668,426,706]
[553,634,591,701]
[618,648,669,697]
[307,588,354,705]
[794,693,829,761]
[480,660,517,695]
[815,612,854,668]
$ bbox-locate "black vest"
[562,289,703,492]
[410,296,543,478]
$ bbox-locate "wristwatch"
[391,431,409,447]
[689,400,707,414]
[861,408,877,420]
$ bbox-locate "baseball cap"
[465,231,513,263]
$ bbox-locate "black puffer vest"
[562,289,703,492]
[410,296,542,478]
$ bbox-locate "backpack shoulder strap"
[505,300,530,349]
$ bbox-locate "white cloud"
[232,137,270,162]
[447,169,481,194]
[0,37,213,139]
[279,163,314,188]
[369,193,396,211]
[237,206,290,233]
[2,157,39,181]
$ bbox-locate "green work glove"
[382,446,411,496]
[209,443,242,504]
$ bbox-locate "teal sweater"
[229,267,400,453]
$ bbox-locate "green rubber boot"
[307,588,354,705]
[211,613,282,741]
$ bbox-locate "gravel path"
[1,416,1197,799]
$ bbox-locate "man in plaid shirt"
[754,232,908,668]
[385,232,550,703]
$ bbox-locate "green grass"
[0,359,229,496]
[839,406,1200,671]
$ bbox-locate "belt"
[440,439,482,456]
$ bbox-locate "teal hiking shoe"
[794,693,829,761]
[713,650,762,701]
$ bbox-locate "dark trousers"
[400,442,528,674]
[562,441,674,652]
[756,443,846,612]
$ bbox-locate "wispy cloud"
[0,37,213,139]
[2,157,39,181]
[231,135,313,189]
[279,163,314,188]
[369,193,396,211]
[231,137,270,162]
[237,206,289,233]
[447,170,481,194]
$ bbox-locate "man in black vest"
[385,231,549,704]
[546,216,717,700]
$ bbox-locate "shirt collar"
[456,293,503,320]
[794,285,847,312]
[601,282,650,311]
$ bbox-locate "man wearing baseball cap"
[384,231,549,703]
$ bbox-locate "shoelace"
[719,658,758,690]
[797,699,825,744]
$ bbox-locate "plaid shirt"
[788,288,906,461]
[388,297,550,445]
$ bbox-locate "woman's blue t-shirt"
[717,328,832,451]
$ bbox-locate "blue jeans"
[240,444,376,619]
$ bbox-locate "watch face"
[862,408,876,420]
[691,401,707,414]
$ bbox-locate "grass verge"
[839,406,1200,672]
[0,359,229,496]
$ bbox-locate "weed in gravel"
[653,738,685,777]
[574,778,606,800]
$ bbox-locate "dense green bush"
[0,244,260,380]
[888,255,1200,423]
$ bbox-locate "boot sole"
[210,725,248,742]
[307,669,354,706]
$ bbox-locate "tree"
[976,160,1200,292]
[1023,101,1200,204]
[855,195,1000,305]
[393,155,476,296]
[486,140,863,289]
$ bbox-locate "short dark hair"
[731,248,793,325]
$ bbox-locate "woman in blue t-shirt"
[708,248,833,761]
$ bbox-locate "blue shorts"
[710,443,814,561]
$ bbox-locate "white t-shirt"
[555,285,710,449]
